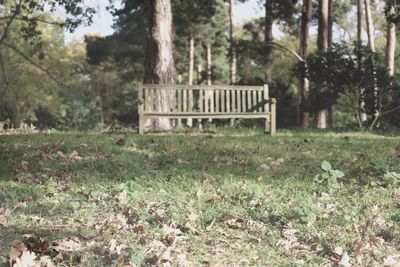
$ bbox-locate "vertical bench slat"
[210,90,214,113]
[226,89,230,113]
[138,85,144,134]
[252,91,257,112]
[263,84,270,114]
[189,89,193,112]
[183,89,187,112]
[241,90,246,112]
[232,90,236,112]
[247,90,251,112]
[199,88,204,112]
[237,90,241,112]
[215,89,220,112]
[258,90,262,112]
[221,89,226,113]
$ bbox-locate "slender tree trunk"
[327,0,335,128]
[187,36,195,127]
[197,63,202,84]
[386,3,396,77]
[144,0,174,130]
[229,0,236,85]
[229,0,236,127]
[207,43,212,122]
[316,0,328,129]
[357,0,363,45]
[299,0,312,128]
[357,0,367,124]
[265,0,274,83]
[364,0,378,120]
[365,0,375,52]
[189,37,195,85]
[207,43,212,86]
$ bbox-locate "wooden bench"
[138,84,276,135]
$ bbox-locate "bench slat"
[142,84,263,91]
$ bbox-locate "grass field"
[1,129,400,266]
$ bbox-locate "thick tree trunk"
[327,0,335,128]
[299,0,312,128]
[265,0,273,83]
[316,0,328,129]
[386,3,396,76]
[144,0,174,130]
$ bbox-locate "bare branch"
[266,42,305,62]
[2,41,68,88]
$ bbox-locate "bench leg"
[139,116,144,135]
[264,117,270,134]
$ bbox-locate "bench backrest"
[139,84,271,114]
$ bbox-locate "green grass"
[1,129,400,266]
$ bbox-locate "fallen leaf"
[0,207,11,226]
[9,242,27,262]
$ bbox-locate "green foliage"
[295,43,400,126]
[314,160,344,187]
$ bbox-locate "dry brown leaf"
[9,242,27,262]
[348,240,364,254]
[57,151,66,159]
[368,235,385,248]
[0,207,11,226]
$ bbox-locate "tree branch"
[266,42,305,62]
[0,0,22,45]
[2,42,68,88]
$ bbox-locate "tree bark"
[364,0,375,52]
[229,0,237,85]
[187,36,195,127]
[229,0,236,127]
[207,43,212,86]
[265,0,274,83]
[316,0,328,129]
[364,0,378,120]
[299,0,312,128]
[144,0,174,130]
[386,3,396,76]
[357,0,367,124]
[327,0,335,128]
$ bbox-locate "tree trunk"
[364,0,378,120]
[207,43,212,122]
[144,0,174,130]
[386,3,396,77]
[357,0,367,124]
[357,0,363,45]
[265,0,274,83]
[299,0,312,128]
[207,43,212,86]
[364,0,375,52]
[327,0,335,128]
[316,0,328,129]
[229,0,236,127]
[229,0,236,85]
[187,36,195,127]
